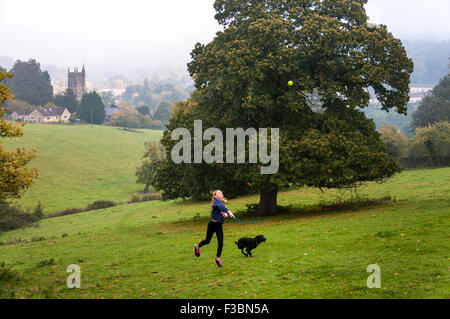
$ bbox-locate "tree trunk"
[256,183,278,216]
[143,182,150,194]
[425,140,440,166]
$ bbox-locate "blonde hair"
[212,190,227,205]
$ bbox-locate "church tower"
[68,65,86,101]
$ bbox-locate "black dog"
[235,235,266,257]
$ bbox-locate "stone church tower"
[68,65,86,101]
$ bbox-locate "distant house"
[10,109,33,122]
[11,107,71,124]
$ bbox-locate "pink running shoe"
[194,244,200,257]
[214,258,223,268]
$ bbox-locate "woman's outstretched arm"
[214,199,235,218]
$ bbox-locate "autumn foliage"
[0,71,38,202]
[153,0,413,215]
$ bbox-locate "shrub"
[379,122,408,159]
[46,200,117,219]
[5,238,28,245]
[110,102,163,129]
[0,202,40,232]
[128,193,161,204]
[141,194,161,202]
[0,262,17,298]
[47,208,83,218]
[69,115,78,124]
[375,230,400,238]
[409,122,450,167]
[0,262,15,283]
[84,200,116,211]
[35,258,56,268]
[129,195,140,203]
[31,236,46,242]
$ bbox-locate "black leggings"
[198,221,224,257]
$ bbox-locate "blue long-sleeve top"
[211,198,230,223]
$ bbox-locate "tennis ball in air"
[288,80,294,86]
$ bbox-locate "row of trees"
[4,87,79,116]
[6,89,106,125]
[121,78,191,108]
[108,100,174,130]
[380,122,450,167]
[109,102,164,130]
[379,72,450,167]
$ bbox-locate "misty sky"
[1,0,449,74]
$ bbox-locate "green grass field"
[0,167,448,299]
[3,124,162,213]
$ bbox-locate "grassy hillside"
[3,124,162,213]
[0,168,448,299]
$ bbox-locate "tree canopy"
[153,101,173,127]
[136,105,150,116]
[53,89,79,113]
[7,59,53,106]
[409,122,450,167]
[412,74,450,129]
[0,71,38,202]
[136,141,166,193]
[110,102,161,130]
[77,91,106,124]
[379,122,408,160]
[121,78,191,108]
[152,0,413,215]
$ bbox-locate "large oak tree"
[152,0,413,216]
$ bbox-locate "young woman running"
[194,190,235,268]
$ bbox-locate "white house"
[11,107,71,124]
